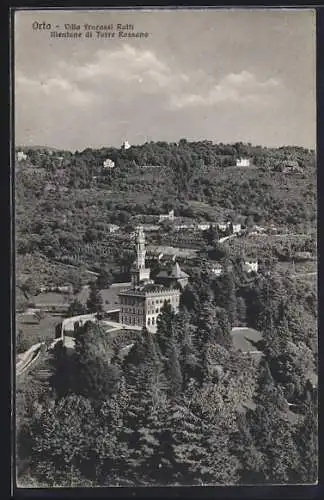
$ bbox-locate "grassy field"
[16,312,63,350]
[25,282,130,309]
[77,284,130,307]
[231,327,262,353]
[33,292,67,306]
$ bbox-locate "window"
[152,317,155,325]
[148,317,151,326]
[156,308,159,313]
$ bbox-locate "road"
[218,234,237,243]
[291,272,317,278]
[16,338,62,377]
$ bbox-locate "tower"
[135,226,146,269]
[131,226,151,287]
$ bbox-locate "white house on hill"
[122,140,131,150]
[236,158,250,167]
[17,151,27,162]
[108,224,120,233]
[159,210,175,223]
[232,223,242,233]
[242,260,258,274]
[103,158,115,169]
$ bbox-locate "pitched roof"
[171,262,189,278]
[156,262,189,279]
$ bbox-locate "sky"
[14,9,316,151]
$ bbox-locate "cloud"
[63,45,281,108]
[15,71,94,107]
[170,70,281,109]
[15,44,283,151]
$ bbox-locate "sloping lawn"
[231,327,262,353]
[16,312,63,351]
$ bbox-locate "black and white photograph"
[14,8,317,488]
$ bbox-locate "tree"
[231,412,266,484]
[236,358,301,484]
[156,302,177,356]
[66,270,83,295]
[164,341,183,398]
[294,400,318,483]
[67,299,87,317]
[25,394,98,486]
[123,327,165,402]
[20,277,38,300]
[17,329,28,354]
[86,282,103,316]
[236,296,247,326]
[48,340,71,400]
[96,268,113,290]
[74,321,121,401]
[203,225,219,246]
[16,294,28,313]
[218,271,237,326]
[159,219,173,233]
[33,310,45,324]
[177,314,200,385]
[208,241,228,261]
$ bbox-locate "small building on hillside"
[108,224,120,233]
[232,223,242,234]
[122,140,131,150]
[216,221,241,234]
[155,262,189,290]
[141,224,160,232]
[251,225,266,234]
[103,158,115,169]
[294,251,314,261]
[278,160,303,174]
[211,263,224,277]
[17,151,27,162]
[242,259,259,274]
[236,158,250,167]
[197,223,211,231]
[217,222,229,232]
[159,210,175,223]
[175,223,196,231]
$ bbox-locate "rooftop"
[119,283,180,296]
[156,262,189,280]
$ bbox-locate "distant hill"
[16,145,61,152]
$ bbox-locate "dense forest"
[17,267,317,486]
